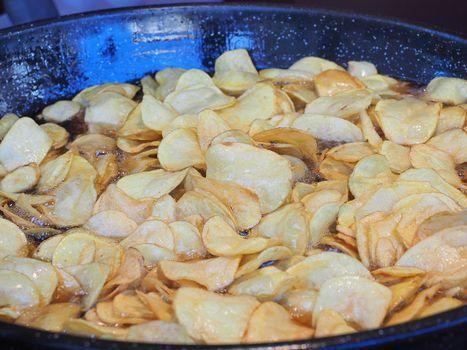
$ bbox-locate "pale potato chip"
[0,256,58,304]
[435,106,466,135]
[121,220,174,250]
[173,287,259,344]
[117,104,160,141]
[219,82,294,132]
[210,129,254,146]
[293,114,364,143]
[127,320,194,344]
[161,113,198,137]
[259,68,314,82]
[213,49,259,94]
[283,155,311,182]
[16,303,81,332]
[409,144,462,187]
[202,216,268,256]
[187,175,261,230]
[419,297,463,318]
[349,155,394,198]
[229,266,295,300]
[96,301,147,325]
[417,210,467,241]
[84,210,137,239]
[314,69,364,96]
[425,77,467,105]
[197,110,231,152]
[374,97,440,145]
[327,142,374,163]
[117,168,188,200]
[309,202,341,245]
[379,141,411,174]
[141,94,178,132]
[235,246,293,278]
[428,129,467,165]
[42,100,81,123]
[0,113,19,140]
[396,225,467,288]
[206,143,292,214]
[0,270,41,310]
[301,190,343,215]
[64,263,110,310]
[0,117,52,172]
[0,164,39,193]
[154,68,186,100]
[248,113,299,136]
[347,61,377,78]
[0,218,27,259]
[244,302,314,343]
[286,252,371,289]
[141,75,159,97]
[170,221,206,259]
[161,256,239,291]
[315,309,356,337]
[313,276,391,329]
[359,110,383,147]
[319,157,354,180]
[69,134,116,157]
[279,288,317,326]
[93,184,153,224]
[133,244,176,268]
[282,83,317,109]
[85,92,137,134]
[158,128,205,171]
[73,83,139,106]
[151,194,176,223]
[289,56,344,76]
[37,152,73,193]
[32,235,63,262]
[40,123,69,149]
[361,74,399,96]
[292,180,348,202]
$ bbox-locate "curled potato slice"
[314,69,364,96]
[425,77,467,105]
[313,276,391,329]
[202,216,269,256]
[158,128,205,171]
[374,97,440,145]
[279,288,317,326]
[170,221,206,259]
[37,152,73,193]
[244,302,314,343]
[121,220,174,250]
[428,129,467,165]
[197,110,231,152]
[0,270,41,310]
[379,141,411,174]
[40,123,69,149]
[84,210,137,239]
[435,106,465,135]
[314,309,356,337]
[127,320,194,344]
[151,194,176,223]
[287,252,371,289]
[348,61,377,78]
[16,303,81,332]
[0,218,27,259]
[0,117,52,172]
[206,143,292,214]
[235,246,293,278]
[327,142,375,163]
[289,56,343,76]
[0,164,40,193]
[349,155,394,198]
[0,113,19,140]
[141,94,178,132]
[293,114,364,143]
[174,287,259,344]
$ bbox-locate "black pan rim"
[0,2,466,349]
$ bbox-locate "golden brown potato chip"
[301,190,343,215]
[416,210,467,241]
[428,129,467,165]
[127,320,194,344]
[96,301,147,325]
[174,287,259,344]
[314,309,356,337]
[282,83,317,109]
[170,221,206,259]
[206,143,292,214]
[210,129,254,146]
[319,157,354,181]
[63,318,127,339]
[425,77,467,105]
[42,100,81,123]
[308,202,341,245]
[154,68,186,100]
[161,256,240,291]
[359,110,383,147]
[419,297,463,318]
[259,68,314,82]
[141,75,159,97]
[133,244,176,268]
[387,276,424,312]
[314,69,364,96]
[32,235,63,262]
[158,128,205,171]
[16,303,81,332]
[0,117,52,172]
[244,302,314,343]
[117,104,160,141]
[313,276,391,329]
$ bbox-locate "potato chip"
[419,297,464,318]
[73,83,139,106]
[252,127,318,163]
[121,219,174,250]
[387,276,424,312]
[133,244,176,268]
[286,252,371,289]
[313,69,364,96]
[65,263,110,310]
[315,309,356,338]
[282,83,317,109]
[117,168,188,200]
[327,142,374,163]
[33,235,63,262]
[416,210,467,241]
[84,210,137,239]
[319,157,354,181]
[16,303,81,332]
[117,104,160,141]
[151,194,176,223]
[174,287,259,344]
[0,256,58,304]
[229,266,295,300]
[308,202,341,245]
[40,123,69,149]
[202,216,268,256]
[301,190,343,215]
[0,164,39,193]
[127,320,194,344]
[161,113,198,137]
[0,117,52,172]
[0,270,41,310]
[293,114,364,143]
[409,144,462,187]
[154,68,186,100]
[248,113,299,136]
[349,155,394,198]
[161,256,240,291]
[283,155,311,183]
[96,300,147,325]
[63,318,127,339]
[69,133,116,156]
[289,56,344,76]
[235,246,293,278]
[359,110,383,147]
[379,141,411,174]
[374,97,440,145]
[279,288,317,326]
[206,143,292,213]
[244,302,314,343]
[313,276,391,329]
[93,184,152,224]
[42,100,81,123]
[219,82,293,132]
[425,77,467,105]
[396,225,467,288]
[37,152,73,193]
[435,106,466,135]
[210,129,254,146]
[0,218,27,259]
[213,49,260,94]
[187,175,261,230]
[0,113,19,140]
[169,221,206,259]
[197,110,231,152]
[428,129,467,165]
[158,128,205,171]
[348,61,377,78]
[141,94,178,132]
[259,68,314,82]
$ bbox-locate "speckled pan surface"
[0,3,466,350]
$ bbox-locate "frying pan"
[0,3,466,350]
